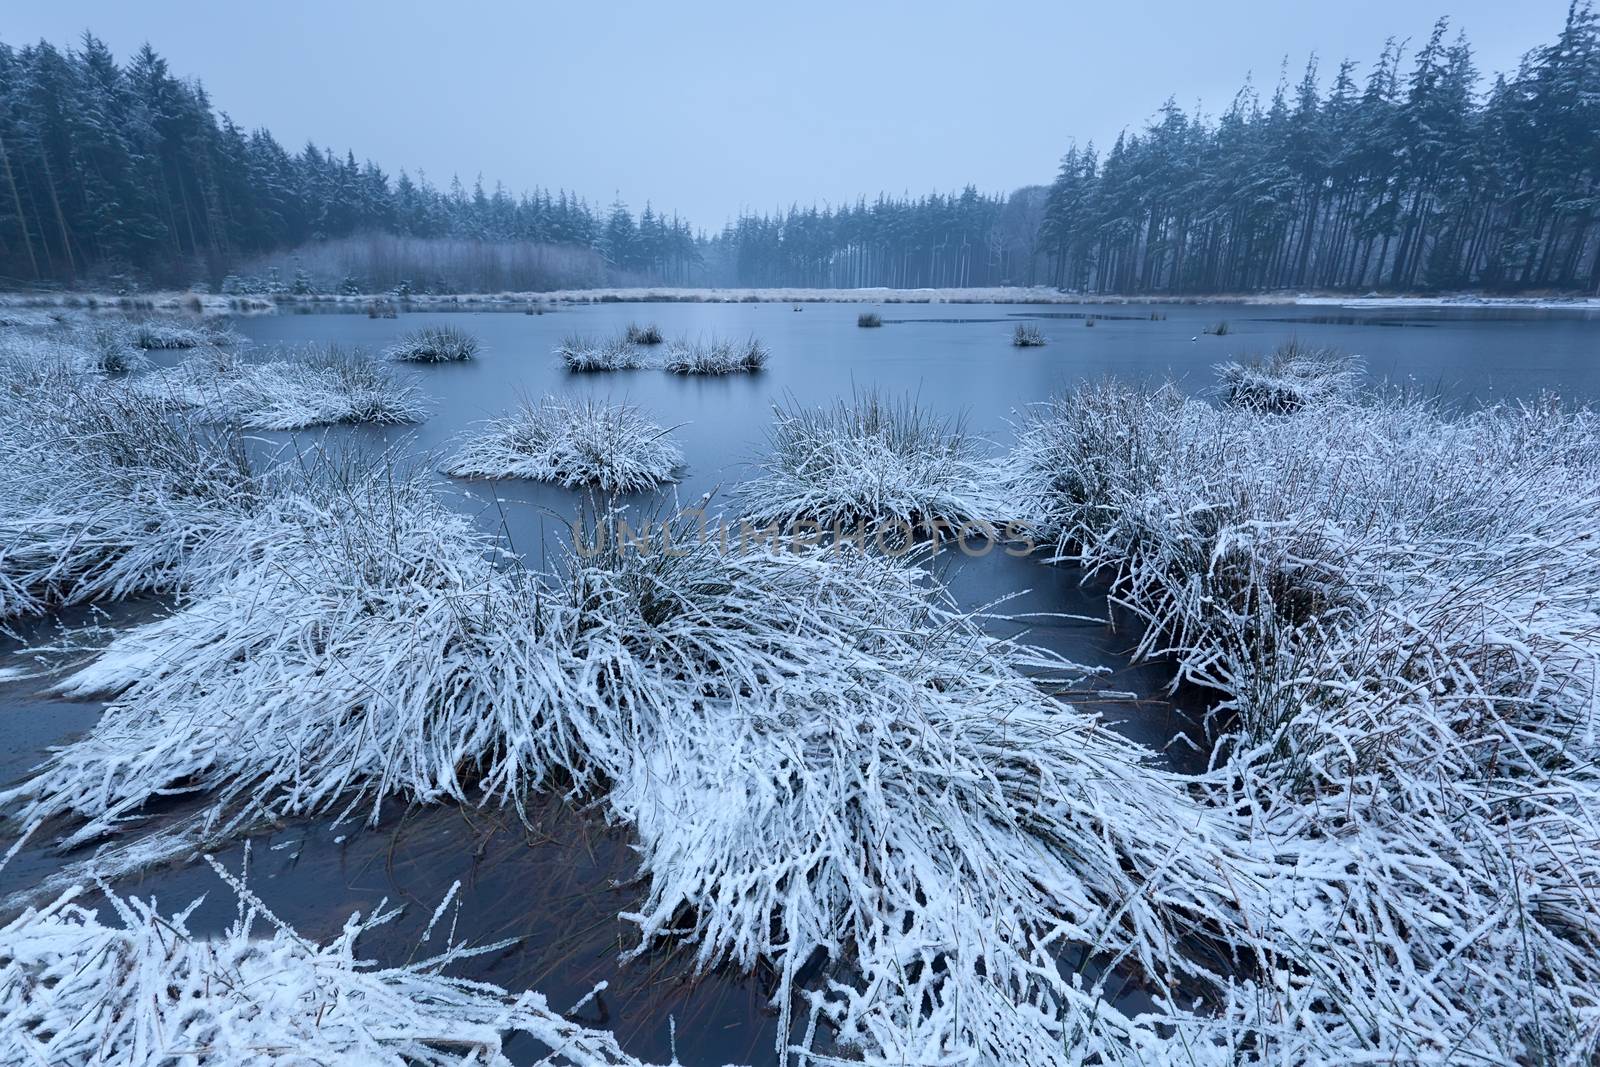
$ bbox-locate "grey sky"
[5,1,1574,231]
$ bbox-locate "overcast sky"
[5,1,1575,230]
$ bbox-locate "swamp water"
[3,299,1598,1063]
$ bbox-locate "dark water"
[3,300,1596,1063]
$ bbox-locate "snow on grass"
[558,333,647,372]
[0,869,663,1066]
[1,462,1269,1061]
[129,317,241,350]
[1010,373,1600,1062]
[734,391,1000,540]
[384,324,480,362]
[138,344,429,429]
[444,395,681,491]
[661,336,767,375]
[1214,339,1362,413]
[624,322,664,345]
[1011,323,1046,346]
[0,366,256,621]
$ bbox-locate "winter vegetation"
[660,336,768,374]
[0,469,1265,1062]
[856,311,882,327]
[1009,365,1600,1062]
[128,317,240,350]
[735,392,998,539]
[557,333,647,372]
[1011,323,1046,346]
[1215,339,1363,412]
[444,396,682,491]
[141,344,429,429]
[624,321,664,345]
[0,351,255,621]
[384,324,480,362]
[0,872,667,1066]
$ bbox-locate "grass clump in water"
[857,311,882,328]
[661,336,767,374]
[624,322,664,345]
[557,334,646,372]
[1011,323,1046,346]
[1204,319,1231,336]
[735,390,998,540]
[445,395,682,492]
[384,324,479,363]
[1215,339,1362,413]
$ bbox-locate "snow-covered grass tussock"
[129,316,241,350]
[661,336,767,374]
[558,333,646,372]
[624,321,664,345]
[1214,339,1362,413]
[0,364,256,621]
[535,521,1267,1062]
[139,343,429,429]
[444,395,681,491]
[1011,375,1600,1062]
[0,872,663,1066]
[384,324,480,362]
[734,391,1000,539]
[1012,323,1046,346]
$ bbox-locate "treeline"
[3,8,1598,295]
[1034,7,1600,293]
[701,187,1049,289]
[0,33,699,289]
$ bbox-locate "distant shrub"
[857,312,883,328]
[624,322,664,345]
[366,300,397,319]
[384,325,479,363]
[1012,324,1046,347]
[1085,317,1096,328]
[1205,320,1231,336]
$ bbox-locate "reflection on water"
[3,300,1596,1062]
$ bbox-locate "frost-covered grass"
[1010,374,1600,1062]
[444,395,682,491]
[1215,339,1362,412]
[624,321,664,345]
[0,871,664,1066]
[384,324,480,362]
[1011,323,1045,346]
[0,365,256,621]
[735,391,998,539]
[857,311,882,327]
[661,336,768,374]
[2,462,1268,1061]
[558,333,646,372]
[139,344,429,429]
[129,317,240,350]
